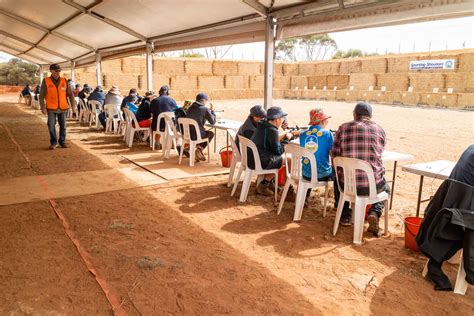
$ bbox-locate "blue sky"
[1,16,473,63]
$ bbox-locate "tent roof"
[1,0,473,68]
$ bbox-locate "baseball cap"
[267,106,287,120]
[249,105,266,118]
[309,108,331,125]
[354,102,372,117]
[196,92,209,102]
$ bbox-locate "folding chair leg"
[239,169,253,203]
[293,183,307,221]
[277,179,292,215]
[227,158,238,187]
[189,143,195,167]
[454,253,468,295]
[178,141,185,165]
[333,196,345,236]
[231,165,244,197]
[353,198,366,245]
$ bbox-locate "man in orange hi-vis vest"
[39,64,76,149]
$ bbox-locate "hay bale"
[361,58,387,73]
[224,75,249,89]
[213,61,238,75]
[385,91,402,104]
[283,63,299,76]
[327,75,349,90]
[349,73,377,90]
[283,89,298,99]
[101,59,122,74]
[400,92,420,105]
[290,76,308,89]
[458,53,474,72]
[457,93,474,108]
[336,90,359,102]
[185,59,213,75]
[301,90,318,99]
[307,76,327,89]
[298,63,317,75]
[238,62,261,75]
[387,56,412,73]
[152,75,170,87]
[249,75,264,89]
[273,63,284,76]
[408,73,446,92]
[315,61,340,74]
[198,76,224,90]
[170,75,198,90]
[121,57,146,74]
[445,73,474,93]
[154,59,186,75]
[339,60,362,74]
[376,73,409,91]
[273,76,291,89]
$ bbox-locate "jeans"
[47,110,67,145]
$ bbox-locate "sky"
[1,16,473,63]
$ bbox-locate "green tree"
[300,34,337,60]
[275,38,298,61]
[332,49,365,59]
[0,58,39,85]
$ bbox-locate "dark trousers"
[339,181,390,218]
[47,110,67,145]
[189,128,214,149]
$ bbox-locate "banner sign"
[409,59,455,70]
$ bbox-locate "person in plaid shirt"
[331,102,389,236]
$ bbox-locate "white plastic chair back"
[285,143,318,185]
[179,118,205,143]
[333,157,378,200]
[88,100,102,114]
[238,135,262,171]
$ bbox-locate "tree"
[179,49,204,58]
[275,34,337,61]
[0,58,39,85]
[332,49,365,59]
[204,46,232,59]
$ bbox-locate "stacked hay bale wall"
[73,49,473,109]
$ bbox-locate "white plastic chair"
[227,129,241,187]
[422,252,469,295]
[332,157,390,245]
[123,108,150,148]
[88,100,102,129]
[231,135,279,202]
[104,104,121,133]
[277,143,329,221]
[78,98,89,123]
[151,112,173,151]
[162,114,182,158]
[177,118,210,167]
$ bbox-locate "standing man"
[40,64,76,149]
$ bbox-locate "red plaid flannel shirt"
[331,118,386,190]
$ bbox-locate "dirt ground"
[0,94,473,315]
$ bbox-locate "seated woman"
[299,108,337,205]
[250,106,296,196]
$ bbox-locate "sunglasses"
[52,69,61,72]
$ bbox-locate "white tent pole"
[71,60,76,82]
[263,16,275,110]
[146,42,154,92]
[95,52,102,87]
[39,65,44,83]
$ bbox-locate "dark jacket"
[236,116,258,151]
[150,95,179,131]
[185,101,216,134]
[249,120,285,169]
[136,98,151,122]
[416,179,474,284]
[21,85,31,96]
[88,91,105,105]
[121,94,138,109]
[450,145,474,187]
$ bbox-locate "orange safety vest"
[45,76,69,110]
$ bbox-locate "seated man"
[235,105,267,151]
[21,84,32,105]
[299,108,337,204]
[250,106,295,196]
[186,92,216,163]
[331,102,388,236]
[88,86,105,105]
[135,91,156,128]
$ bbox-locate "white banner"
[409,59,456,70]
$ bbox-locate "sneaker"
[195,148,206,161]
[49,144,57,150]
[340,214,352,226]
[256,183,273,196]
[59,143,69,148]
[367,212,380,236]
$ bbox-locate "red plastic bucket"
[219,147,232,168]
[278,166,287,186]
[404,217,422,251]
